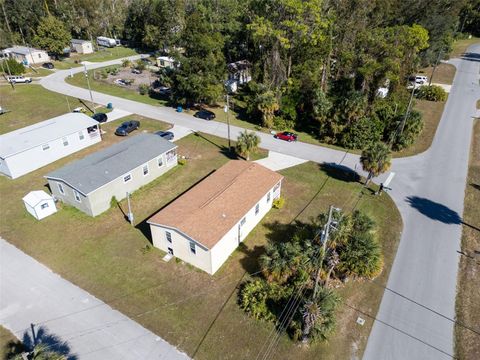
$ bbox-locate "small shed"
[156,56,175,69]
[23,190,57,220]
[71,39,94,54]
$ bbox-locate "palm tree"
[12,343,67,360]
[301,301,322,342]
[324,250,340,287]
[256,90,279,128]
[235,130,260,161]
[360,142,392,185]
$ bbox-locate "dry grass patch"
[418,63,456,85]
[455,120,480,360]
[450,37,480,58]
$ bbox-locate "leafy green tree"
[235,130,260,161]
[238,279,287,321]
[33,16,71,57]
[360,142,392,185]
[1,59,25,75]
[460,0,480,36]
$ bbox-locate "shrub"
[273,116,295,131]
[110,196,118,208]
[100,69,108,79]
[122,59,131,68]
[2,59,25,75]
[340,116,384,149]
[141,244,153,254]
[123,79,134,86]
[135,60,146,71]
[416,85,447,102]
[138,83,150,95]
[238,279,276,321]
[178,158,187,165]
[272,197,285,209]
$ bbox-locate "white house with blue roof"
[45,133,178,216]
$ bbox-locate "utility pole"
[224,94,231,151]
[126,192,134,225]
[400,80,416,135]
[83,63,95,109]
[429,50,443,86]
[313,205,340,298]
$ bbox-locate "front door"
[168,247,174,255]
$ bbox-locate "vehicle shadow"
[3,325,77,360]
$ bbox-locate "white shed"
[71,39,94,54]
[23,190,57,220]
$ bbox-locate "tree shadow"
[192,132,237,159]
[470,183,480,191]
[319,162,360,183]
[406,196,462,224]
[4,325,77,360]
[237,242,266,274]
[461,52,480,62]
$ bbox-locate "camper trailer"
[96,36,116,48]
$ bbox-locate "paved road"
[363,44,480,359]
[0,239,189,360]
[36,45,480,359]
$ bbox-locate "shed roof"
[0,113,99,158]
[148,160,283,249]
[71,39,92,45]
[22,190,53,207]
[2,46,45,55]
[45,133,177,195]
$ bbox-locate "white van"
[6,75,32,84]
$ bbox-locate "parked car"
[274,131,298,142]
[131,68,142,74]
[92,113,108,123]
[157,86,171,95]
[6,75,32,84]
[194,109,216,120]
[157,131,174,140]
[115,120,140,136]
[42,62,54,69]
[72,107,86,113]
[114,79,127,86]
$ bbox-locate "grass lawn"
[455,120,480,360]
[0,326,20,359]
[0,110,401,360]
[450,37,480,58]
[393,99,446,158]
[24,67,53,78]
[65,69,168,107]
[418,63,456,85]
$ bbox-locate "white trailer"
[96,36,117,48]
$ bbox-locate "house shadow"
[406,196,462,224]
[319,162,360,183]
[4,325,77,360]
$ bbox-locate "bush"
[100,69,108,79]
[138,83,150,95]
[416,85,447,102]
[178,158,187,165]
[123,79,134,86]
[110,196,118,208]
[238,279,276,321]
[1,59,25,75]
[122,59,131,68]
[272,197,285,209]
[273,116,295,131]
[340,116,384,149]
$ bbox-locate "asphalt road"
[31,44,480,359]
[0,239,189,360]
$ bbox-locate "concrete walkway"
[0,239,190,360]
[255,151,308,171]
[105,108,132,123]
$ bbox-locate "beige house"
[148,161,283,275]
[46,133,177,216]
[1,46,50,65]
[71,39,94,54]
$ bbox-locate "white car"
[6,75,32,84]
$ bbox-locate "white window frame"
[255,203,260,215]
[273,182,281,193]
[40,203,49,209]
[78,131,85,140]
[42,144,50,151]
[166,231,172,243]
[123,173,132,183]
[74,190,81,203]
[58,183,65,194]
[190,241,196,254]
[240,217,246,226]
[142,163,149,176]
[267,192,271,203]
[62,137,69,146]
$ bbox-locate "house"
[225,60,251,93]
[148,160,283,275]
[71,39,94,54]
[156,56,175,69]
[23,190,57,220]
[45,133,178,217]
[1,46,50,65]
[0,113,101,179]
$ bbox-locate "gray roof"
[45,133,177,195]
[2,46,45,55]
[71,39,91,45]
[0,113,99,158]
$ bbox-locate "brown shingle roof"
[148,160,283,249]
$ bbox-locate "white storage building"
[0,113,101,179]
[71,39,94,54]
[23,190,57,220]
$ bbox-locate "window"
[87,125,98,134]
[42,144,50,151]
[78,131,84,140]
[166,231,172,243]
[266,192,271,203]
[190,241,196,254]
[62,137,69,146]
[273,182,281,193]
[166,149,177,162]
[57,183,64,194]
[158,156,163,167]
[74,190,81,203]
[123,174,132,183]
[40,203,49,209]
[38,53,41,59]
[143,164,149,176]
[240,217,246,226]
[255,203,260,215]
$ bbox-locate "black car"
[92,112,108,123]
[156,131,174,140]
[42,62,54,69]
[115,120,140,136]
[194,110,216,120]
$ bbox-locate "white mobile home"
[1,46,50,65]
[23,190,57,220]
[148,161,283,275]
[71,39,94,54]
[0,113,101,179]
[96,36,117,48]
[45,133,178,217]
[156,56,175,69]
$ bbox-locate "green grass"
[450,37,480,58]
[418,63,456,85]
[455,120,480,360]
[65,69,168,107]
[0,84,89,134]
[71,47,139,63]
[0,114,401,360]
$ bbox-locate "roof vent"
[222,213,226,218]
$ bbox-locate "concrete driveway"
[35,44,480,359]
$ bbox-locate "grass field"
[0,109,402,360]
[450,37,480,58]
[455,120,480,360]
[418,63,456,85]
[0,326,20,359]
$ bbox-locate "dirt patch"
[94,67,158,90]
